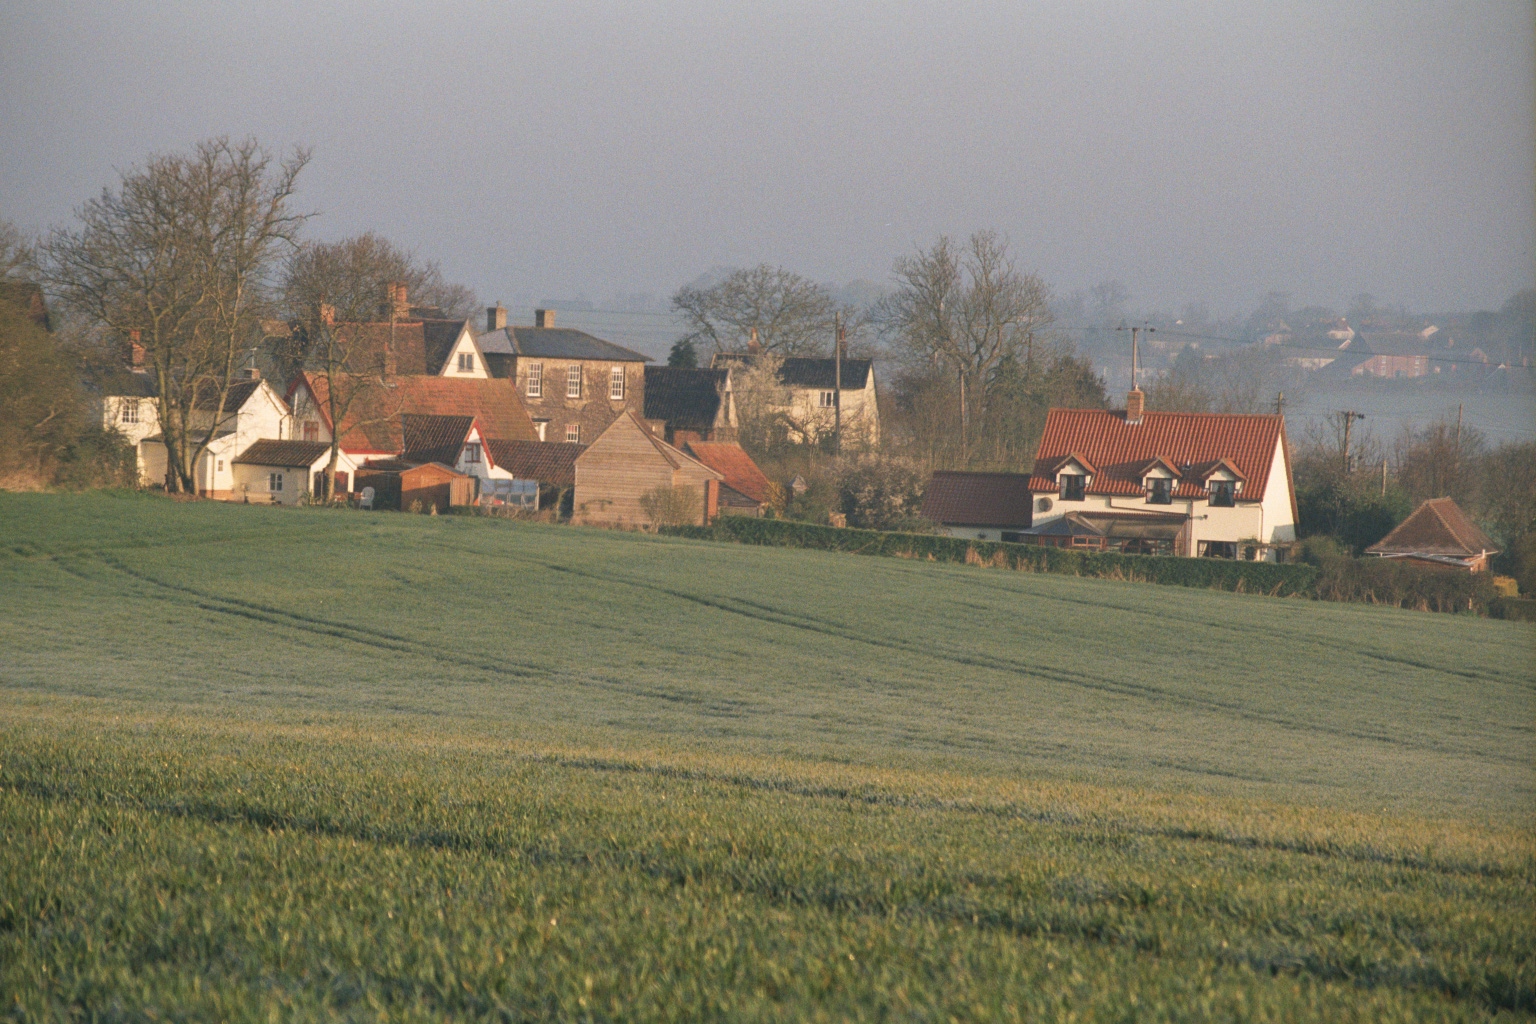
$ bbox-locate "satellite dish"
[1037,497,1053,512]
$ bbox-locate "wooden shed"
[573,412,724,528]
[355,459,475,513]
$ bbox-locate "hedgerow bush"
[1300,545,1499,613]
[664,517,1319,597]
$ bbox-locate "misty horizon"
[3,2,1533,320]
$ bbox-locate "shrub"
[639,484,702,528]
[1310,556,1497,613]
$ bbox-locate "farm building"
[682,442,773,515]
[573,412,724,528]
[1021,389,1297,560]
[644,366,738,445]
[1365,497,1499,571]
[919,471,1035,541]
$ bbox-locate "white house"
[711,353,880,448]
[1022,389,1297,560]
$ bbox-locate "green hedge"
[1311,556,1498,613]
[662,517,1319,597]
[1489,597,1536,622]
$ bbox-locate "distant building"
[1365,497,1499,572]
[644,366,738,445]
[711,352,880,448]
[919,471,1035,541]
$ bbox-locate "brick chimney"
[747,326,761,355]
[381,281,409,319]
[488,303,507,331]
[124,330,145,369]
[1125,387,1145,424]
[244,366,262,381]
[534,308,555,328]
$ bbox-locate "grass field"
[1,492,1532,1020]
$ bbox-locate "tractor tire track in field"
[88,554,547,684]
[944,568,1534,691]
[463,544,1519,765]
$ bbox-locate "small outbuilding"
[231,439,354,504]
[919,470,1035,540]
[683,441,773,516]
[1365,497,1499,571]
[573,412,724,528]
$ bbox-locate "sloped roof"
[713,352,873,389]
[191,378,269,412]
[322,321,430,376]
[1028,409,1287,503]
[102,371,159,398]
[422,320,470,374]
[644,366,727,429]
[1366,497,1499,558]
[684,442,771,503]
[475,326,648,362]
[920,471,1035,527]
[1021,510,1187,541]
[578,412,724,477]
[483,439,586,488]
[232,439,331,468]
[400,413,475,464]
[298,373,538,453]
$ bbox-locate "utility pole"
[1339,411,1366,474]
[1274,391,1285,416]
[1116,324,1154,390]
[1381,459,1388,497]
[833,312,844,454]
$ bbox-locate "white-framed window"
[302,421,319,441]
[534,420,549,442]
[566,365,582,398]
[120,399,139,424]
[527,362,543,398]
[610,366,625,400]
[1059,474,1086,501]
[1208,480,1237,507]
[819,391,835,408]
[457,351,475,373]
[462,442,481,464]
[268,472,284,492]
[565,422,580,443]
[1147,477,1173,504]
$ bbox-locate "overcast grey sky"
[3,2,1532,315]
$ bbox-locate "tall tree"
[672,265,847,356]
[878,231,1053,463]
[42,138,309,493]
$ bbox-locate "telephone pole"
[1116,324,1154,390]
[1339,411,1366,474]
[1274,391,1285,416]
[833,312,844,454]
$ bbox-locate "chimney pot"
[1125,387,1145,424]
[534,308,555,328]
[747,326,761,354]
[244,366,262,381]
[488,303,507,332]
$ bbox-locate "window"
[302,420,319,441]
[1059,474,1086,501]
[1000,531,1023,543]
[457,351,475,373]
[268,472,284,492]
[567,365,582,398]
[527,362,543,398]
[1147,477,1173,504]
[120,399,139,424]
[819,391,836,408]
[610,366,626,400]
[1198,540,1238,559]
[533,420,549,442]
[216,459,224,472]
[565,423,580,443]
[1208,480,1236,507]
[462,443,481,464]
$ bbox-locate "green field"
[1,492,1532,1020]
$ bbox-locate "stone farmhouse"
[1019,387,1298,560]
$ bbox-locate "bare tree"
[672,265,848,356]
[0,220,34,282]
[42,138,310,493]
[878,231,1053,462]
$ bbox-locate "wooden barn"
[573,412,724,528]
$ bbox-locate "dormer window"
[1059,474,1086,501]
[1147,477,1173,504]
[462,443,481,464]
[457,352,475,373]
[1209,480,1236,507]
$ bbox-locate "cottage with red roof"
[1021,388,1297,560]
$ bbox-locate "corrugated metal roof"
[1028,408,1286,503]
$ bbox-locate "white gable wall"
[439,326,490,379]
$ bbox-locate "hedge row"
[1311,555,1498,613]
[661,517,1320,597]
[1489,597,1536,622]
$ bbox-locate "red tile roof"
[920,471,1034,527]
[297,373,538,453]
[1366,497,1499,558]
[1028,408,1288,505]
[684,442,772,504]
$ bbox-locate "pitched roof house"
[288,373,539,459]
[573,412,725,528]
[1365,497,1499,571]
[710,352,880,448]
[1022,389,1297,559]
[644,366,737,445]
[919,471,1035,540]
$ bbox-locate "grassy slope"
[1,492,1532,1021]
